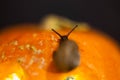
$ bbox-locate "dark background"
[0,0,120,42]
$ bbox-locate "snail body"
[52,25,80,72]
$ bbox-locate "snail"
[52,25,80,72]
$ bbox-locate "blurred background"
[0,0,120,42]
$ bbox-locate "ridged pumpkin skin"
[0,24,120,80]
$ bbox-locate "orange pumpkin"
[0,23,120,80]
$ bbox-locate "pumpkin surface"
[0,24,120,80]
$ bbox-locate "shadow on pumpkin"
[46,61,61,73]
[45,61,64,80]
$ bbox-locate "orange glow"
[0,61,27,80]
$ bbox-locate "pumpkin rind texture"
[0,24,120,80]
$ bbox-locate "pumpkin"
[0,16,120,80]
